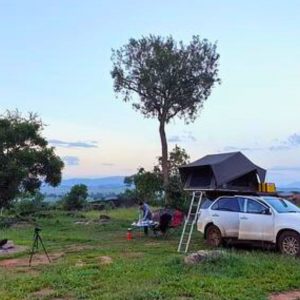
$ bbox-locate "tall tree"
[0,111,64,208]
[111,35,220,199]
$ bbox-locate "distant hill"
[283,182,300,189]
[41,176,127,196]
[58,176,125,187]
[278,182,300,193]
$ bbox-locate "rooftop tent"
[179,152,266,192]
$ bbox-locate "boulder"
[184,250,224,265]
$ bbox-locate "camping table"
[131,220,158,238]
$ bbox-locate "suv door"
[239,198,274,241]
[210,197,244,238]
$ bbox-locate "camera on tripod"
[34,227,41,233]
[29,226,50,266]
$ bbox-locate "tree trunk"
[159,121,169,203]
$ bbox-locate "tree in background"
[157,145,190,177]
[156,145,190,209]
[0,111,64,208]
[111,35,220,202]
[124,145,190,209]
[124,167,163,205]
[63,184,88,211]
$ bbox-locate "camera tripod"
[29,227,51,266]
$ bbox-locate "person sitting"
[158,212,172,235]
[139,201,152,235]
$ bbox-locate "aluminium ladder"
[177,191,203,253]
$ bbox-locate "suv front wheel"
[278,231,300,257]
[206,225,222,247]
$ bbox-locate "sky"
[0,0,299,185]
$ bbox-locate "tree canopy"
[111,35,220,199]
[0,111,64,207]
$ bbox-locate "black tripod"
[29,227,51,266]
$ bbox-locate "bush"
[12,192,46,216]
[0,216,17,229]
[62,184,88,211]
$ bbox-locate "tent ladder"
[177,191,203,253]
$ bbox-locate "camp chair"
[164,209,185,238]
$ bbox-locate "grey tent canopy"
[179,152,266,192]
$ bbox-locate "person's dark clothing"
[159,213,172,233]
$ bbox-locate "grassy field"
[1,208,300,300]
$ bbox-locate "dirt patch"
[269,291,300,300]
[98,215,111,224]
[51,297,74,300]
[65,244,95,253]
[145,242,160,246]
[75,259,85,267]
[99,256,113,265]
[122,252,144,259]
[15,268,41,276]
[0,252,64,268]
[31,288,55,298]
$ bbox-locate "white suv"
[197,195,300,256]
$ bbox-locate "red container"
[126,228,132,240]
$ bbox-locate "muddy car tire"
[278,231,300,257]
[206,225,223,247]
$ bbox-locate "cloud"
[101,163,115,166]
[288,134,300,146]
[62,156,80,166]
[49,139,98,148]
[268,145,290,151]
[168,135,181,143]
[223,146,262,152]
[223,132,300,153]
[269,133,300,151]
[168,131,196,143]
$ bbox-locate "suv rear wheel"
[206,225,222,247]
[278,231,300,257]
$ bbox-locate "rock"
[99,256,113,265]
[184,250,224,265]
[74,221,90,225]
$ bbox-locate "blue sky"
[0,1,299,185]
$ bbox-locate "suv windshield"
[262,197,300,213]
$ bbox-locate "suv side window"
[246,199,267,214]
[237,197,246,213]
[211,197,242,212]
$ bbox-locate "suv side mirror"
[262,208,271,215]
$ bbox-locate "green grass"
[1,208,300,299]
